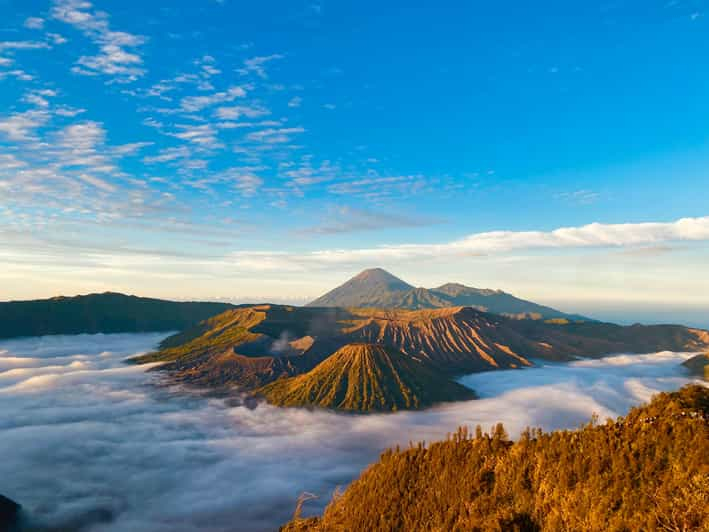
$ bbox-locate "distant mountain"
[0,292,234,339]
[306,268,416,308]
[307,268,587,320]
[256,343,475,412]
[683,352,709,380]
[133,305,709,408]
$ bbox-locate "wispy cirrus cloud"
[237,54,284,78]
[180,86,247,112]
[300,205,442,235]
[555,189,601,205]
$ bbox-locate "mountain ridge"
[307,268,587,320]
[0,292,235,340]
[132,304,709,407]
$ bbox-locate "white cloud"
[0,40,51,51]
[52,0,146,82]
[327,175,427,199]
[247,127,305,143]
[142,146,191,164]
[180,86,247,112]
[237,54,284,78]
[58,121,106,150]
[0,110,50,140]
[0,69,34,82]
[225,215,709,271]
[24,17,46,30]
[213,104,269,120]
[0,333,697,531]
[171,124,221,147]
[23,89,58,108]
[77,172,117,192]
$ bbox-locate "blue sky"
[1,0,709,322]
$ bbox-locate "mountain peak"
[307,268,413,308]
[352,268,410,286]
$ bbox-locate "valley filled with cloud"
[0,333,702,531]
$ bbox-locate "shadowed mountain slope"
[256,343,475,412]
[0,292,234,339]
[132,305,709,394]
[307,268,586,320]
[0,494,20,532]
[683,352,709,380]
[307,268,415,308]
[283,385,709,531]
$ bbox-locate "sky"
[1,0,709,322]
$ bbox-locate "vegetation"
[283,385,709,531]
[307,268,587,320]
[0,292,233,339]
[256,343,475,412]
[683,352,709,380]
[132,304,709,407]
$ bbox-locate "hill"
[683,352,709,380]
[256,343,475,412]
[0,293,234,339]
[132,305,709,398]
[307,268,587,320]
[0,494,20,532]
[282,385,709,531]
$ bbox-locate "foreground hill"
[132,305,709,404]
[0,293,234,339]
[256,343,475,412]
[307,268,586,320]
[283,385,709,531]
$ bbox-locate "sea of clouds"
[0,333,705,532]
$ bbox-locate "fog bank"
[0,333,704,531]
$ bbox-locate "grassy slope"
[256,343,475,412]
[283,385,709,531]
[129,306,267,364]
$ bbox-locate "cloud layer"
[227,215,709,271]
[0,333,704,531]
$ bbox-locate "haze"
[1,333,702,531]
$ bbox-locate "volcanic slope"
[256,343,476,412]
[133,305,709,391]
[307,268,586,320]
